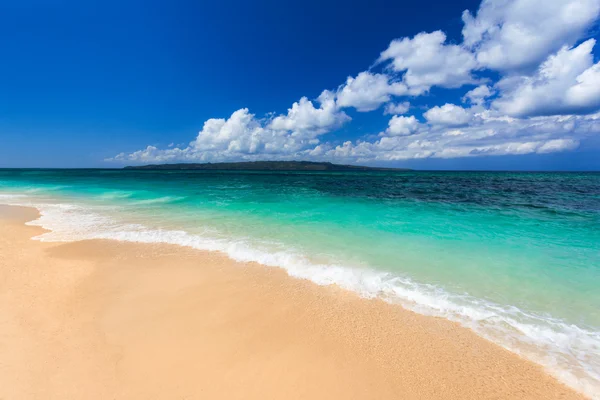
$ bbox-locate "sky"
[1,0,600,170]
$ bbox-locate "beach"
[0,204,587,399]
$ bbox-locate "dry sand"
[0,205,587,399]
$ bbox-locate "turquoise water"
[1,169,599,396]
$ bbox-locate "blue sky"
[1,0,600,169]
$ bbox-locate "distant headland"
[124,161,411,172]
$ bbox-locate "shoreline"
[0,204,588,399]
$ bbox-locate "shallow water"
[1,169,599,397]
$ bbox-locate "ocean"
[1,168,599,397]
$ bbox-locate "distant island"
[124,161,411,172]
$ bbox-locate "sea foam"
[2,193,599,399]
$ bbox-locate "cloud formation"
[269,90,350,137]
[335,72,407,112]
[378,31,478,94]
[385,115,420,136]
[462,0,600,71]
[113,95,350,163]
[424,104,473,126]
[493,40,600,117]
[323,113,597,162]
[463,85,493,106]
[109,0,600,166]
[383,101,410,115]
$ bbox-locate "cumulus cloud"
[112,94,350,163]
[462,0,600,71]
[463,85,494,106]
[269,90,350,137]
[111,111,599,164]
[335,72,407,111]
[424,104,473,126]
[378,31,478,94]
[383,101,410,115]
[109,0,600,166]
[493,39,600,117]
[385,115,420,136]
[567,63,600,110]
[322,113,598,162]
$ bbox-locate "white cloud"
[493,39,600,117]
[443,129,466,137]
[335,72,407,111]
[566,62,600,111]
[384,101,410,115]
[537,138,580,153]
[463,85,494,106]
[110,111,599,164]
[109,0,600,166]
[378,31,478,94]
[424,104,473,126]
[269,90,350,137]
[112,95,350,164]
[322,113,598,162]
[385,115,420,136]
[462,0,600,71]
[111,145,180,164]
[191,108,271,155]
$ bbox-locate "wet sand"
[0,205,587,399]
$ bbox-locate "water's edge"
[1,196,597,399]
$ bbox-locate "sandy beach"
[0,204,587,399]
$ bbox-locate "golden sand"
[0,205,586,399]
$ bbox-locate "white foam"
[0,193,27,199]
[3,194,599,399]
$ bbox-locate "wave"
[24,185,69,193]
[0,193,27,199]
[1,193,599,399]
[98,191,135,200]
[132,196,187,205]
